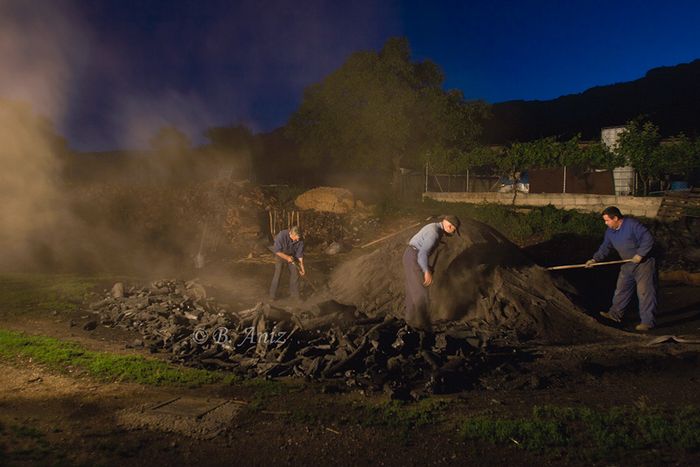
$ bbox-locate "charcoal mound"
[329,217,620,344]
[86,280,496,396]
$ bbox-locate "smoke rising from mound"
[0,1,86,271]
[0,103,67,270]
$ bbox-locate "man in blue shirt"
[586,206,657,331]
[269,226,305,301]
[403,215,460,329]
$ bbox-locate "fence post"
[563,166,567,194]
[424,162,428,193]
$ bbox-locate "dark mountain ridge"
[482,59,700,144]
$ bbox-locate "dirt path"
[1,249,700,465]
[2,333,700,467]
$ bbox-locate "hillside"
[482,59,700,143]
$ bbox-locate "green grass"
[1,423,52,462]
[241,378,293,410]
[10,425,45,440]
[286,396,448,429]
[359,398,448,429]
[0,273,100,315]
[0,273,240,386]
[357,398,449,444]
[282,396,448,445]
[0,328,236,386]
[459,404,700,461]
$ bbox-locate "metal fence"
[402,165,699,198]
[400,168,498,199]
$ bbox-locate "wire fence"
[401,165,700,198]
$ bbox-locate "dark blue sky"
[3,0,700,150]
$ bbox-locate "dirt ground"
[1,238,699,466]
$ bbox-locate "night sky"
[2,0,700,151]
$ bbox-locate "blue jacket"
[593,217,654,261]
[408,222,444,273]
[273,230,304,259]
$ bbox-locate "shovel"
[267,246,318,293]
[194,223,208,269]
[291,259,318,294]
[546,259,633,271]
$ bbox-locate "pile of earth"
[328,217,622,345]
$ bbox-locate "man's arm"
[633,221,654,258]
[275,251,294,263]
[293,241,305,275]
[592,232,614,262]
[416,228,439,286]
[273,232,294,263]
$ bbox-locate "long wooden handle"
[547,259,633,271]
[360,222,421,249]
[360,216,434,249]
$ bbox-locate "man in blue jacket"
[586,206,657,331]
[403,215,460,329]
[269,226,305,301]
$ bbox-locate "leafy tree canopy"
[205,125,255,151]
[149,125,191,155]
[487,134,620,183]
[286,37,490,186]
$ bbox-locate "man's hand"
[631,254,643,264]
[286,255,294,263]
[423,271,433,286]
[299,267,306,276]
[584,259,596,268]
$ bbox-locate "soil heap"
[329,217,619,344]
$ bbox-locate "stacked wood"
[652,217,700,272]
[294,187,355,214]
[656,188,700,221]
[266,208,380,248]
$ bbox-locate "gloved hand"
[584,259,596,268]
[631,254,643,264]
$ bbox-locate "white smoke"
[0,0,86,269]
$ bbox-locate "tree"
[616,120,666,195]
[205,125,255,152]
[286,37,490,191]
[148,126,192,182]
[149,126,191,155]
[656,134,700,183]
[203,124,259,179]
[487,134,620,201]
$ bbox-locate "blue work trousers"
[608,258,657,326]
[402,247,430,329]
[269,257,299,300]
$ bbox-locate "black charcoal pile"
[86,280,496,398]
[652,217,700,272]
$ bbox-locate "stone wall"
[424,192,663,218]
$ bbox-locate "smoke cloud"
[0,0,87,270]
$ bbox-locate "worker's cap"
[442,215,461,236]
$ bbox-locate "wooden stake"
[268,210,273,238]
